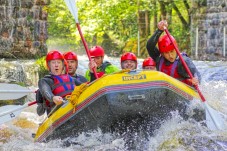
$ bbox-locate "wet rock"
[0,59,39,86]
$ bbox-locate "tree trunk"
[138,10,150,56]
[166,1,173,31]
[158,0,167,19]
[153,0,158,33]
[183,0,191,25]
[172,2,189,29]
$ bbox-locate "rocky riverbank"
[0,59,39,86]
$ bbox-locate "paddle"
[0,83,35,100]
[164,28,226,130]
[0,101,37,125]
[64,0,98,79]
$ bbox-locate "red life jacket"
[51,74,75,97]
[96,72,105,78]
[158,56,192,86]
[46,74,75,107]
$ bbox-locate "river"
[1,56,227,151]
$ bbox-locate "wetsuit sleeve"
[105,64,120,74]
[85,71,96,82]
[85,70,91,81]
[73,77,83,86]
[78,75,88,83]
[38,78,55,102]
[194,68,201,83]
[146,29,163,61]
[177,56,201,83]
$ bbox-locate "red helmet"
[46,50,64,65]
[89,46,105,57]
[121,52,137,63]
[142,57,156,68]
[158,34,178,53]
[63,51,78,61]
[46,50,68,72]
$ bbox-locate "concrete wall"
[191,0,227,60]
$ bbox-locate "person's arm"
[193,68,201,83]
[85,70,91,81]
[86,60,98,82]
[76,74,88,83]
[85,70,98,82]
[38,77,64,105]
[38,78,55,102]
[146,20,168,62]
[146,30,163,61]
[178,56,201,85]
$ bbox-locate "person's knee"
[36,103,45,116]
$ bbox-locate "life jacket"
[51,74,75,97]
[46,74,75,107]
[96,61,111,78]
[158,53,192,86]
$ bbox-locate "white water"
[1,57,227,151]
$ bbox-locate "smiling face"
[162,50,177,63]
[66,60,78,75]
[49,59,64,75]
[121,60,137,70]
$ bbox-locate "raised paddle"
[164,28,226,130]
[0,101,37,125]
[0,83,36,100]
[64,0,98,79]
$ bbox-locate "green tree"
[47,0,193,56]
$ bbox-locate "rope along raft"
[66,83,88,113]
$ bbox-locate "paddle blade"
[0,83,34,100]
[0,92,30,100]
[205,102,226,130]
[0,105,22,125]
[64,0,78,23]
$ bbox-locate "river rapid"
[1,56,227,151]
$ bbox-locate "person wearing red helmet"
[142,57,156,70]
[146,20,201,86]
[120,52,137,70]
[85,46,120,82]
[36,50,82,116]
[63,51,87,83]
